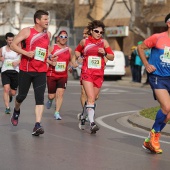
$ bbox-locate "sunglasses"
[93,29,104,34]
[59,35,68,39]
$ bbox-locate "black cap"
[165,13,170,23]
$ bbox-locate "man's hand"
[145,64,156,73]
[26,51,34,58]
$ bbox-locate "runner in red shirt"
[46,30,77,120]
[75,20,114,133]
[10,10,51,136]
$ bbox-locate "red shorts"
[47,76,67,94]
[80,73,103,88]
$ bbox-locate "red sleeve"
[105,47,114,55]
[75,44,84,52]
[144,34,158,48]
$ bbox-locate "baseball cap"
[131,46,136,50]
[137,41,143,45]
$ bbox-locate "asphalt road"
[0,76,170,170]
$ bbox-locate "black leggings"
[16,70,46,105]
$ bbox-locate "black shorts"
[47,76,67,94]
[1,70,19,90]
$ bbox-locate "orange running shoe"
[148,130,163,153]
[142,138,162,154]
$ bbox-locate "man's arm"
[10,27,34,58]
[69,48,78,68]
[138,43,156,73]
[0,48,3,61]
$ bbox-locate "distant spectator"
[133,41,146,83]
[129,46,137,82]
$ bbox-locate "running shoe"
[150,130,161,149]
[90,122,100,134]
[77,113,89,122]
[142,138,163,154]
[78,118,86,130]
[9,95,13,103]
[54,112,62,120]
[46,100,53,109]
[5,107,11,114]
[145,130,163,153]
[11,108,20,126]
[77,113,82,120]
[32,124,44,136]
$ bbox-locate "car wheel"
[72,70,79,80]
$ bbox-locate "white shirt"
[1,46,20,72]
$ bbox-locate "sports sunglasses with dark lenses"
[93,29,104,34]
[59,35,68,39]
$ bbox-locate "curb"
[128,112,170,136]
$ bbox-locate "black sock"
[35,122,41,127]
[14,108,20,119]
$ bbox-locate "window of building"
[79,0,89,5]
[144,0,166,5]
[117,0,128,2]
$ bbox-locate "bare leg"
[35,105,44,123]
[55,88,65,112]
[3,84,10,108]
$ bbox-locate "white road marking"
[95,110,170,144]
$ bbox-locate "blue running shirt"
[144,32,170,76]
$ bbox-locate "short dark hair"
[34,10,49,24]
[165,13,170,23]
[87,20,105,35]
[5,32,14,40]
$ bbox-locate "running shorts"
[149,74,170,100]
[80,73,103,88]
[47,76,67,94]
[1,70,18,90]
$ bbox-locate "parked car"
[72,50,126,80]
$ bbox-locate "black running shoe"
[32,125,44,136]
[11,109,20,126]
[90,122,100,134]
[78,118,86,130]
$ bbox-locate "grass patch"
[140,106,170,124]
[140,106,160,120]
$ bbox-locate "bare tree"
[87,0,116,21]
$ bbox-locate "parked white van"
[104,50,126,79]
[72,50,126,79]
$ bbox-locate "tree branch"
[100,0,116,21]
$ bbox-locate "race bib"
[34,47,46,62]
[55,62,66,72]
[88,56,101,69]
[4,60,13,69]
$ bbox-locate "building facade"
[0,0,73,47]
[74,0,168,55]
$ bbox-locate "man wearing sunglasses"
[75,20,114,134]
[46,30,77,120]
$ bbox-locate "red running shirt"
[78,37,106,76]
[20,27,50,72]
[47,44,71,78]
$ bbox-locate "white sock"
[86,105,95,123]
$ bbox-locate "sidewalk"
[115,76,170,136]
[116,76,150,88]
[128,112,170,136]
